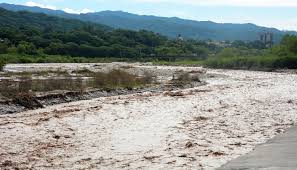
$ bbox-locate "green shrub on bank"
[204,55,297,70]
[1,51,297,71]
[93,69,153,89]
[152,60,204,66]
[0,59,6,71]
[0,53,128,64]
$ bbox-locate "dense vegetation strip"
[203,35,297,69]
[0,8,217,60]
[0,7,297,70]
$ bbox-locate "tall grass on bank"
[204,55,297,70]
[152,60,203,66]
[93,69,153,89]
[0,53,130,64]
[0,59,5,71]
[2,52,297,71]
[0,69,154,109]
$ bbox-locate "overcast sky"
[1,0,297,30]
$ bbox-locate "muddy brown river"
[0,64,297,169]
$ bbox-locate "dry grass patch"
[93,69,153,89]
[13,92,43,109]
[169,71,202,87]
[163,91,185,97]
[0,59,5,71]
[71,68,94,75]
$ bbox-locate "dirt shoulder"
[1,69,297,169]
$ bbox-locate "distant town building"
[177,34,184,41]
[259,32,273,47]
[206,40,231,48]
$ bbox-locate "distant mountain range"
[0,3,296,42]
[0,7,110,32]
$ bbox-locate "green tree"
[217,48,237,58]
[44,42,65,55]
[0,42,8,54]
[155,46,183,56]
[17,41,37,55]
[193,46,209,59]
[281,35,297,54]
[0,58,6,71]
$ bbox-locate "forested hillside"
[1,3,296,42]
[0,7,109,31]
[0,8,219,60]
[0,7,296,70]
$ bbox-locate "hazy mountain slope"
[0,7,110,31]
[0,3,69,16]
[0,3,295,42]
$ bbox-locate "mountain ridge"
[0,3,295,42]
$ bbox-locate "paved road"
[218,126,297,170]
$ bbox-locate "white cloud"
[81,8,95,14]
[25,1,57,10]
[63,8,94,14]
[24,1,94,14]
[133,0,297,7]
[63,8,79,14]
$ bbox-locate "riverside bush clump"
[0,59,5,71]
[93,69,153,89]
[204,55,297,70]
[169,71,201,87]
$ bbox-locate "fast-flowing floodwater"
[1,64,297,169]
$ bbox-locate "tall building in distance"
[259,32,273,47]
